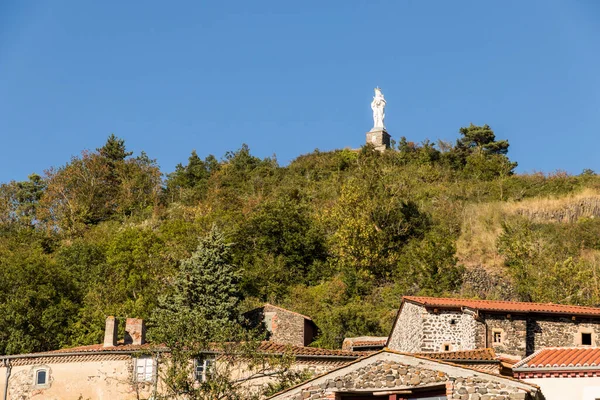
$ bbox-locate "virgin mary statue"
[371,87,386,130]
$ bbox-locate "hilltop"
[1,126,600,354]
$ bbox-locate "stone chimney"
[103,316,119,348]
[124,318,146,345]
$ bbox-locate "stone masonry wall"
[528,315,600,353]
[420,310,478,352]
[389,303,480,353]
[263,305,307,347]
[275,359,533,400]
[245,305,310,347]
[387,302,423,352]
[482,314,600,357]
[484,315,528,357]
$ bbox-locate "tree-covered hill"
[2,127,600,354]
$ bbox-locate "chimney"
[103,316,119,347]
[125,318,146,345]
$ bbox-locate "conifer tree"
[149,227,299,399]
[151,225,241,344]
[97,133,133,162]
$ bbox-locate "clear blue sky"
[1,1,599,183]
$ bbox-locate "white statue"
[371,87,386,130]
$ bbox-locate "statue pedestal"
[366,129,390,152]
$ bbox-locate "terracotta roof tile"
[514,347,600,370]
[6,341,366,360]
[257,342,368,358]
[415,348,497,362]
[404,296,600,317]
[351,340,387,347]
[49,342,165,353]
[342,336,388,350]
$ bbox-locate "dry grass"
[456,189,600,272]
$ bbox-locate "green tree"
[97,133,133,162]
[0,174,45,229]
[150,227,300,399]
[166,150,219,203]
[0,244,79,354]
[235,194,328,301]
[457,123,509,156]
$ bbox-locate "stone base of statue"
[366,128,390,152]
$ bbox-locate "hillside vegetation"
[2,126,600,354]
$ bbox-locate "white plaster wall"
[524,377,600,400]
[0,360,155,400]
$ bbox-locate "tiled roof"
[3,341,367,360]
[49,342,165,353]
[352,340,387,347]
[514,347,600,370]
[404,296,600,317]
[258,342,368,358]
[415,348,498,362]
[342,336,388,350]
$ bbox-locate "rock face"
[516,197,600,223]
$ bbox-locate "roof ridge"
[263,303,314,321]
[402,296,600,317]
[404,296,600,309]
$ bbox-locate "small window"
[36,369,47,385]
[582,333,593,346]
[493,331,502,344]
[450,319,457,325]
[194,358,215,382]
[135,357,155,382]
[443,344,450,351]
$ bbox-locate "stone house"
[0,316,364,400]
[513,347,600,400]
[244,303,319,347]
[267,349,542,400]
[388,296,600,358]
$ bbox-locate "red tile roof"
[415,348,497,362]
[6,341,367,360]
[404,296,600,317]
[351,340,387,347]
[342,336,388,350]
[49,342,166,353]
[257,342,368,358]
[514,347,600,370]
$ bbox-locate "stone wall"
[420,310,479,352]
[482,314,600,357]
[389,303,481,353]
[484,315,528,357]
[528,315,600,353]
[245,305,314,347]
[273,358,535,400]
[387,302,424,352]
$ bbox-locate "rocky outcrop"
[516,197,600,223]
